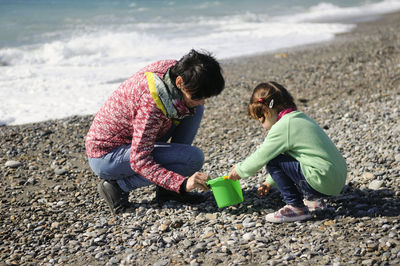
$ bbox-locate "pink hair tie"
[258,98,274,108]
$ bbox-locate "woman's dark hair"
[169,49,225,100]
[249,82,297,121]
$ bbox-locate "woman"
[85,50,225,215]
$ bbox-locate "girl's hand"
[228,165,241,181]
[257,182,272,198]
[186,172,209,192]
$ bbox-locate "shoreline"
[1,11,400,128]
[1,10,399,266]
[222,10,400,62]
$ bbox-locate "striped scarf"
[145,69,194,125]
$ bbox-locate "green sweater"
[236,111,347,196]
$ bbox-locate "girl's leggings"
[267,154,326,207]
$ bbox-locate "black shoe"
[155,186,207,205]
[97,180,131,215]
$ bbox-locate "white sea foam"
[289,0,400,23]
[1,0,400,125]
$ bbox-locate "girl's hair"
[169,49,225,100]
[248,82,296,121]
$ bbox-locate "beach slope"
[0,12,399,265]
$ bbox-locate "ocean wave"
[2,0,400,125]
[0,14,354,67]
[2,1,400,68]
[279,0,400,23]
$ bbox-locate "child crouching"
[228,82,347,223]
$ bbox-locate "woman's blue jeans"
[267,154,325,207]
[88,106,205,192]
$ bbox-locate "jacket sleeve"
[130,96,186,193]
[235,120,289,180]
[265,174,277,188]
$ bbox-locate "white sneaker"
[265,205,311,223]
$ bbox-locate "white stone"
[243,232,255,241]
[5,160,22,168]
[368,180,384,190]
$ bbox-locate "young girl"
[228,82,347,223]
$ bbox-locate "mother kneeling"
[85,50,225,215]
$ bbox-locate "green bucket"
[206,176,243,208]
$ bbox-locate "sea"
[1,0,400,125]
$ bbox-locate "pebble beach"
[1,11,400,266]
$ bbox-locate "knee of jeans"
[196,105,205,117]
[189,146,204,171]
[88,157,113,179]
[88,157,101,176]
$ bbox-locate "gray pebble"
[54,167,68,175]
[1,12,400,266]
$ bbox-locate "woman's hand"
[228,165,241,181]
[186,172,209,192]
[257,182,272,198]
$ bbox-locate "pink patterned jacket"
[85,60,186,192]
